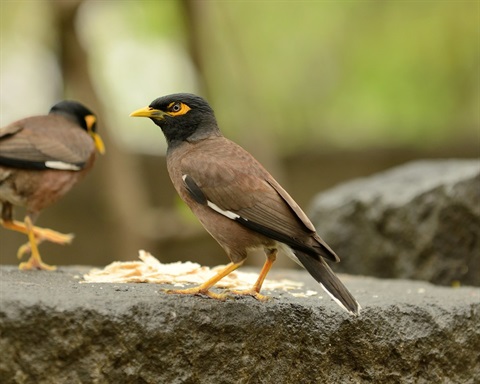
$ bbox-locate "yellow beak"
[130,106,167,119]
[84,114,105,154]
[91,132,106,155]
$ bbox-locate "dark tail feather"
[295,251,361,315]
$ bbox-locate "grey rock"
[0,266,479,384]
[310,159,480,286]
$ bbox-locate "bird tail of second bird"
[294,251,360,315]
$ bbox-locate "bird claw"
[1,219,74,245]
[18,257,57,271]
[12,219,62,271]
[164,287,272,301]
[165,287,231,301]
[33,228,74,245]
[16,242,32,259]
[17,240,57,271]
[228,289,271,302]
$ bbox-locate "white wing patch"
[207,201,241,220]
[182,174,241,220]
[45,161,82,171]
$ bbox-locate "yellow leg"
[17,217,56,271]
[229,249,277,301]
[167,261,244,300]
[1,219,74,245]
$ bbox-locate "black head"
[130,93,221,147]
[49,100,97,132]
[49,100,105,154]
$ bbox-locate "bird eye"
[167,101,191,116]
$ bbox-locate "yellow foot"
[228,289,271,301]
[19,257,57,271]
[17,235,73,259]
[1,219,74,245]
[33,228,74,245]
[166,287,230,301]
[17,242,33,259]
[15,216,57,271]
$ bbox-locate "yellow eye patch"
[167,102,191,117]
[84,114,96,131]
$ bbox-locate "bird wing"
[179,138,338,262]
[0,116,94,170]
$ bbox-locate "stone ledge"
[0,266,479,383]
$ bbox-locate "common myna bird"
[131,93,360,314]
[0,100,105,270]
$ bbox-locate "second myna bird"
[0,100,105,270]
[131,93,360,314]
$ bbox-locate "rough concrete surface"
[0,266,479,384]
[310,159,480,286]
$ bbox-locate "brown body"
[0,162,94,217]
[167,137,276,264]
[0,101,103,270]
[167,135,335,265]
[0,118,95,211]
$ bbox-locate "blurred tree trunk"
[50,0,152,261]
[180,0,210,98]
[180,0,288,267]
[181,0,284,175]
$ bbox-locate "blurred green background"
[1,0,478,269]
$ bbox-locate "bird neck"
[160,117,222,149]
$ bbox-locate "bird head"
[49,100,105,155]
[130,93,221,147]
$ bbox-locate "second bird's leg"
[1,203,73,246]
[166,261,244,300]
[229,248,277,301]
[17,216,57,271]
[1,204,73,259]
[1,219,74,245]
